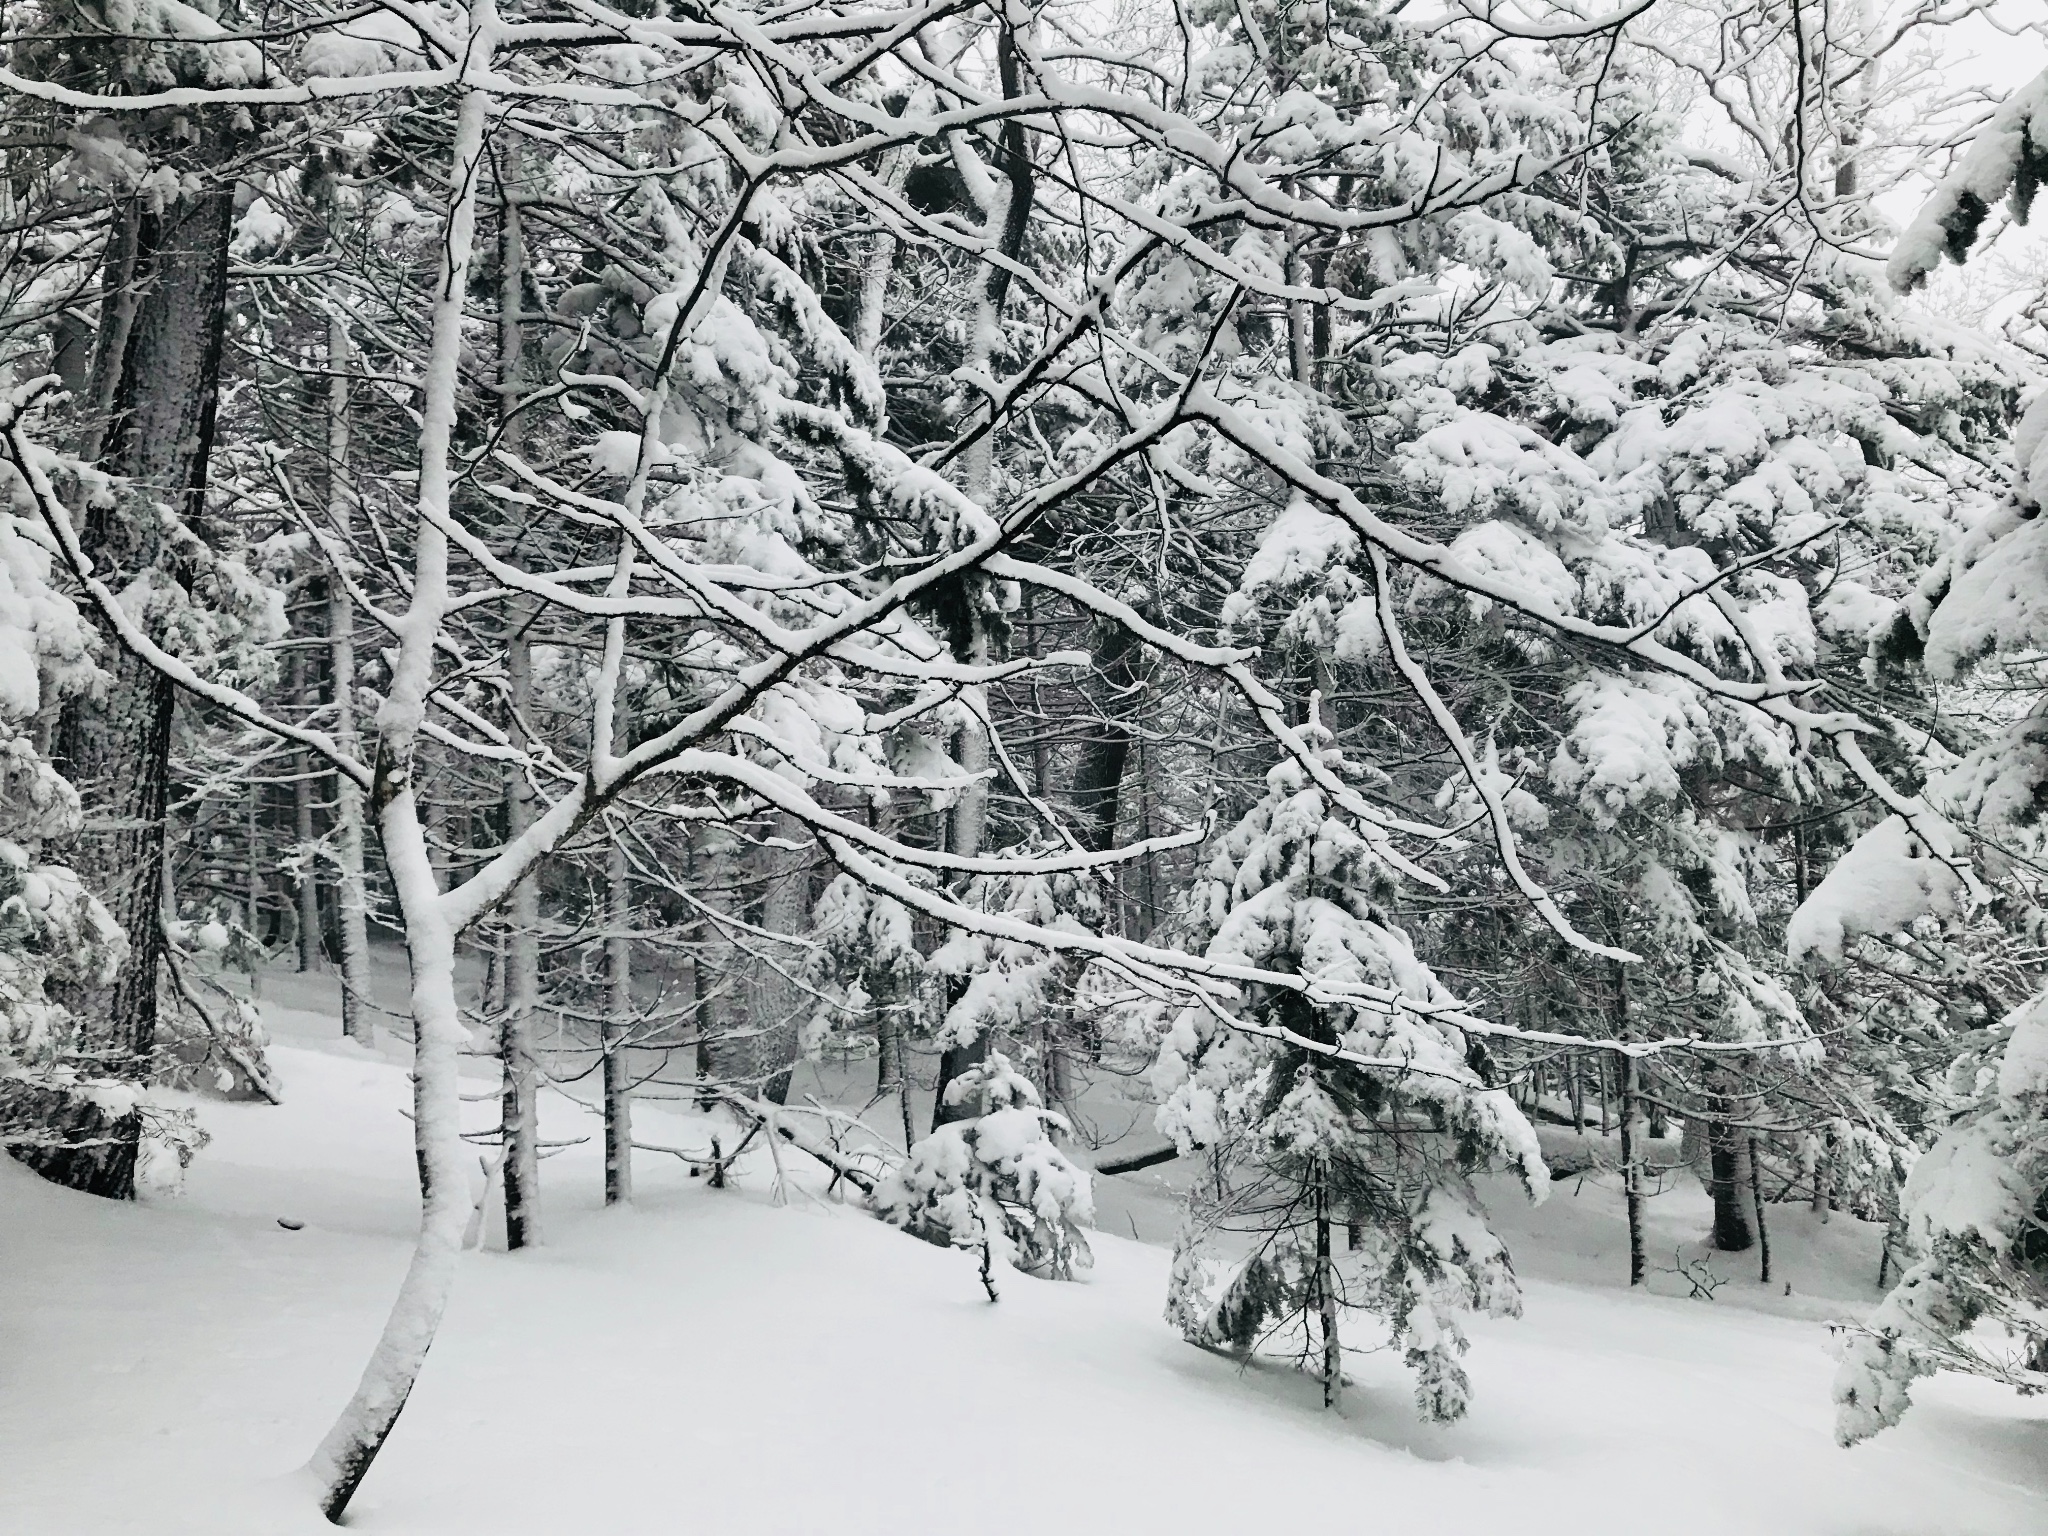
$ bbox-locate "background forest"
[2,0,2048,1526]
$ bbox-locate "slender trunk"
[327,316,375,1045]
[604,810,632,1207]
[853,145,908,360]
[928,23,1032,1132]
[494,159,542,1247]
[754,810,810,1105]
[1613,960,1644,1285]
[1315,1172,1340,1408]
[501,609,541,1249]
[1071,624,1136,854]
[1618,1051,1644,1286]
[246,778,263,938]
[295,644,324,972]
[309,794,467,1519]
[309,49,496,1518]
[1812,1123,1832,1220]
[15,120,237,1198]
[1287,244,1313,386]
[932,620,992,1131]
[74,202,138,462]
[693,823,740,1099]
[1749,1135,1772,1285]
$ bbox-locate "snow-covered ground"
[4,958,2045,1535]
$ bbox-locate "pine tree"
[1150,736,1543,1418]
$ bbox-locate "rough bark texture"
[13,127,236,1198]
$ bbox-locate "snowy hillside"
[3,965,2042,1536]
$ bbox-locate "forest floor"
[4,948,2046,1534]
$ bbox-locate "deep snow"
[3,958,2045,1535]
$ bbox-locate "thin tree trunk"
[295,642,324,973]
[501,608,541,1249]
[1812,1123,1832,1221]
[327,315,375,1046]
[309,792,469,1519]
[754,810,810,1105]
[928,28,1032,1131]
[604,811,632,1207]
[1613,957,1645,1286]
[693,822,740,1100]
[246,777,263,938]
[932,620,992,1131]
[309,59,496,1517]
[494,157,542,1248]
[1316,1172,1340,1408]
[853,144,908,360]
[1071,623,1136,854]
[1749,1135,1772,1285]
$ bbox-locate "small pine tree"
[1151,744,1544,1419]
[872,1052,1094,1295]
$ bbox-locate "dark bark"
[1707,1115,1756,1252]
[12,129,237,1198]
[1749,1135,1772,1284]
[931,973,986,1134]
[1070,623,1138,853]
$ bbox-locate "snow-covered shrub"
[872,1053,1095,1286]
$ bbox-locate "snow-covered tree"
[1147,739,1543,1416]
[874,1050,1094,1292]
[1828,66,2048,1436]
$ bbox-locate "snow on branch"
[1889,67,2048,292]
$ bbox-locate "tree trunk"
[604,816,632,1207]
[1812,1123,1832,1221]
[294,643,324,973]
[246,777,264,939]
[1618,1051,1645,1286]
[853,144,909,360]
[16,123,238,1198]
[309,67,496,1519]
[1749,1135,1772,1284]
[1315,1172,1340,1408]
[1070,622,1137,854]
[1612,955,1645,1286]
[327,316,376,1046]
[1707,1112,1756,1253]
[692,822,741,1100]
[931,619,992,1131]
[500,609,541,1249]
[753,810,810,1105]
